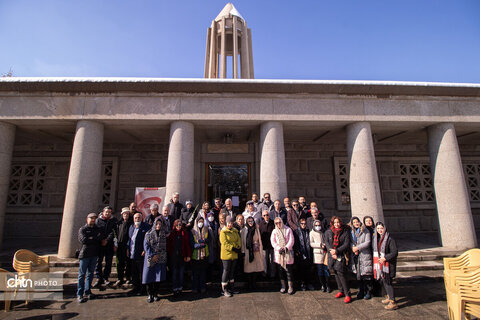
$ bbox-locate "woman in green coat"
[219,216,241,297]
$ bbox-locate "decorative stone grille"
[399,163,434,203]
[334,158,350,210]
[8,165,46,206]
[7,157,118,210]
[464,163,480,201]
[102,162,114,207]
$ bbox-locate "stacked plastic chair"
[444,249,480,320]
[12,249,50,306]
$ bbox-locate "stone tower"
[204,3,254,79]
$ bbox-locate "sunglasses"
[300,223,306,225]
[262,214,269,217]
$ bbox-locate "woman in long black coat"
[325,216,351,303]
[373,222,398,310]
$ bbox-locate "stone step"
[396,260,445,272]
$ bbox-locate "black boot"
[229,281,240,294]
[319,276,327,292]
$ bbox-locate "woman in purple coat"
[143,216,167,303]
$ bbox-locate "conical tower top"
[215,3,244,22]
[204,3,254,79]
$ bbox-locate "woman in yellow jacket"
[219,216,241,297]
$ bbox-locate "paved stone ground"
[2,278,448,320]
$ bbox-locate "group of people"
[76,192,398,310]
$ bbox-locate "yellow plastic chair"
[12,249,50,305]
[458,282,480,320]
[443,249,480,298]
[444,248,480,271]
[445,267,480,320]
[464,300,480,320]
[12,249,49,274]
[0,268,14,311]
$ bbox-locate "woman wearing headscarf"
[167,219,191,295]
[363,216,375,239]
[374,222,398,310]
[325,216,351,303]
[204,211,219,285]
[270,216,295,294]
[363,215,380,296]
[241,216,264,290]
[349,216,373,300]
[143,216,167,303]
[310,219,330,292]
[190,216,210,293]
[219,216,241,297]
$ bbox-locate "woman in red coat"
[167,219,192,295]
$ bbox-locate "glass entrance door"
[206,163,250,210]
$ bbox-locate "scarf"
[373,231,390,280]
[246,222,256,263]
[273,224,288,270]
[146,218,167,267]
[351,228,360,245]
[331,226,342,249]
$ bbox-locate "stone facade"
[1,78,480,253]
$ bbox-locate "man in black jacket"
[93,206,118,288]
[220,198,239,219]
[77,213,102,303]
[114,207,132,287]
[167,192,184,220]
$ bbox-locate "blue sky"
[1,0,479,83]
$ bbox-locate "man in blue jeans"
[77,212,102,303]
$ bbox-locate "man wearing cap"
[242,200,261,224]
[93,206,118,288]
[77,213,102,303]
[114,207,133,287]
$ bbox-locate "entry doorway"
[206,163,250,210]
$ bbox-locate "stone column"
[165,121,194,204]
[220,17,227,78]
[58,121,104,258]
[232,16,239,79]
[346,122,384,224]
[260,121,288,202]
[428,123,477,249]
[0,122,15,249]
